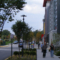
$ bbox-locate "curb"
[5,56,11,60]
[0,45,9,47]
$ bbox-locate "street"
[0,43,38,60]
[0,43,27,60]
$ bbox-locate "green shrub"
[32,48,36,51]
[30,51,36,55]
[29,49,32,51]
[0,40,3,45]
[14,51,19,55]
[56,51,60,56]
[26,51,30,55]
[19,51,22,55]
[31,52,36,55]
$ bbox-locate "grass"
[6,55,36,60]
[5,40,14,45]
[5,41,11,45]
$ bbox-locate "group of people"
[38,42,54,58]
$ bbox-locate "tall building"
[43,0,60,45]
[49,0,57,32]
[43,0,51,42]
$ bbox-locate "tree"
[33,30,38,37]
[0,0,26,37]
[36,32,41,42]
[2,30,10,39]
[12,20,31,58]
[2,30,10,36]
[36,30,43,42]
[12,21,31,40]
[23,27,32,42]
[29,31,34,41]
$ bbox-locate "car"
[18,40,23,47]
[18,43,23,47]
[13,41,18,44]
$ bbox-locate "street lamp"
[21,14,26,57]
[21,15,26,22]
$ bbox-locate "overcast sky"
[3,0,45,34]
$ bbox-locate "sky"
[3,0,45,34]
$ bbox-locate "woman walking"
[50,43,54,58]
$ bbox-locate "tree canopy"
[0,0,26,37]
[2,30,10,36]
[0,0,26,22]
[12,20,31,41]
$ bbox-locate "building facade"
[43,0,51,43]
[43,0,60,45]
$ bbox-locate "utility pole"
[21,14,26,57]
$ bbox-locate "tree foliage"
[0,0,26,22]
[29,31,34,40]
[0,0,26,37]
[12,20,31,41]
[36,32,41,41]
[2,30,10,39]
[2,30,10,36]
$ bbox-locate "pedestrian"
[41,43,44,52]
[42,42,47,58]
[50,43,54,58]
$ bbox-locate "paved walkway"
[37,49,60,60]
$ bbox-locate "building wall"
[49,30,57,45]
[43,19,45,34]
[49,0,57,31]
[49,0,54,32]
[45,1,50,35]
[57,0,60,34]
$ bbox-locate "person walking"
[42,42,47,58]
[50,43,54,58]
[41,43,44,52]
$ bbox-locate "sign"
[41,34,44,39]
[10,34,14,39]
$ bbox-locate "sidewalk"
[37,49,60,60]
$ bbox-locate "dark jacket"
[42,44,47,50]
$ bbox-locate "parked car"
[18,40,23,47]
[13,41,18,44]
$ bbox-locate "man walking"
[42,42,47,58]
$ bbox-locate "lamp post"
[21,15,26,23]
[21,14,26,57]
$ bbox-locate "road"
[0,43,26,60]
[0,43,38,60]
